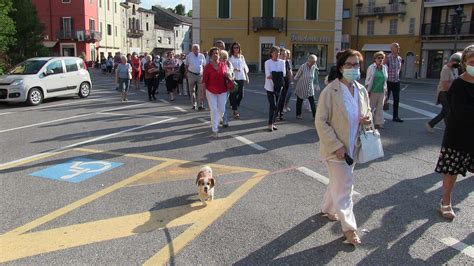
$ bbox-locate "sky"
[140,0,193,10]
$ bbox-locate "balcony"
[357,3,407,18]
[252,17,284,32]
[85,30,102,43]
[422,21,474,36]
[57,30,75,40]
[127,29,144,38]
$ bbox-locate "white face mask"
[343,68,360,82]
[466,65,474,77]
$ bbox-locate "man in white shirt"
[186,44,206,110]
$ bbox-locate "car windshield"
[9,60,48,75]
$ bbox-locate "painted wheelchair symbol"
[60,161,113,180]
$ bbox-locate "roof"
[154,25,173,31]
[137,7,155,14]
[151,5,192,25]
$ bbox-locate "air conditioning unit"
[76,31,85,41]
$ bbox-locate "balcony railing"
[56,30,102,42]
[252,17,284,32]
[127,29,144,38]
[85,30,102,42]
[421,21,474,36]
[357,3,407,17]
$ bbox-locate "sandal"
[321,212,339,221]
[343,230,361,246]
[438,200,456,220]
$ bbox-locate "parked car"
[0,57,91,106]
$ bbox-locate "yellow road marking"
[144,170,269,265]
[0,200,226,263]
[2,160,176,238]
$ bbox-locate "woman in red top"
[202,47,231,138]
[131,52,141,90]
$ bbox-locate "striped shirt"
[386,53,402,82]
[294,63,317,99]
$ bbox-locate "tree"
[175,4,186,16]
[8,0,45,64]
[0,0,16,74]
[187,10,192,17]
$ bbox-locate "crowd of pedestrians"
[109,43,473,237]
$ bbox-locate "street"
[0,69,473,265]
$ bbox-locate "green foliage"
[187,9,193,17]
[0,0,16,74]
[9,0,45,65]
[175,4,186,16]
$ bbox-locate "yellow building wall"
[198,0,339,72]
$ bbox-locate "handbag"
[356,123,384,164]
[224,76,238,93]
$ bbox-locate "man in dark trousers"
[384,42,404,122]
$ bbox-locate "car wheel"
[27,88,43,106]
[78,82,90,98]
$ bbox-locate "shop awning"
[42,41,58,48]
[361,44,391,52]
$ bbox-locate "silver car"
[0,57,92,106]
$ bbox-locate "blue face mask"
[343,68,360,82]
[466,65,474,77]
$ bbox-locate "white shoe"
[425,122,434,133]
[286,107,291,111]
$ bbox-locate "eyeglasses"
[343,62,360,68]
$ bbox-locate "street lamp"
[355,1,362,50]
[452,5,466,52]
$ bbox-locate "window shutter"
[71,17,74,32]
[263,0,273,18]
[307,0,317,20]
[60,17,64,32]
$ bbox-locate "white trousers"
[206,90,227,133]
[321,159,357,232]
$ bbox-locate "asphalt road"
[0,69,472,265]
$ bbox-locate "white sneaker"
[286,107,291,112]
[425,122,434,133]
[283,107,288,113]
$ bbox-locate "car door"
[41,59,68,98]
[64,58,82,93]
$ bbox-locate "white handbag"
[356,124,384,164]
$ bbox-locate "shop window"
[306,0,318,20]
[292,44,327,71]
[367,20,375,36]
[218,0,230,19]
[262,0,273,18]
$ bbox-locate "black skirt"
[165,75,178,92]
[435,147,474,177]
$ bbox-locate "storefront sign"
[290,33,330,43]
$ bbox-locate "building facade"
[153,25,176,56]
[193,0,343,73]
[351,0,422,78]
[120,0,156,55]
[420,0,474,78]
[97,0,125,60]
[33,0,101,63]
[152,6,192,55]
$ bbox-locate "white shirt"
[340,82,360,158]
[185,52,206,75]
[264,59,286,92]
[229,55,249,81]
[140,57,147,69]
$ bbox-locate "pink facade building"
[32,0,101,63]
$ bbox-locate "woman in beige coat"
[315,49,372,245]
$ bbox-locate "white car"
[0,57,91,106]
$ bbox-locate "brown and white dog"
[196,166,215,205]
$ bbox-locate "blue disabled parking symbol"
[30,158,123,183]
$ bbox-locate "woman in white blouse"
[229,42,249,119]
[264,46,286,132]
[315,49,372,245]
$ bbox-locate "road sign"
[30,158,123,183]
